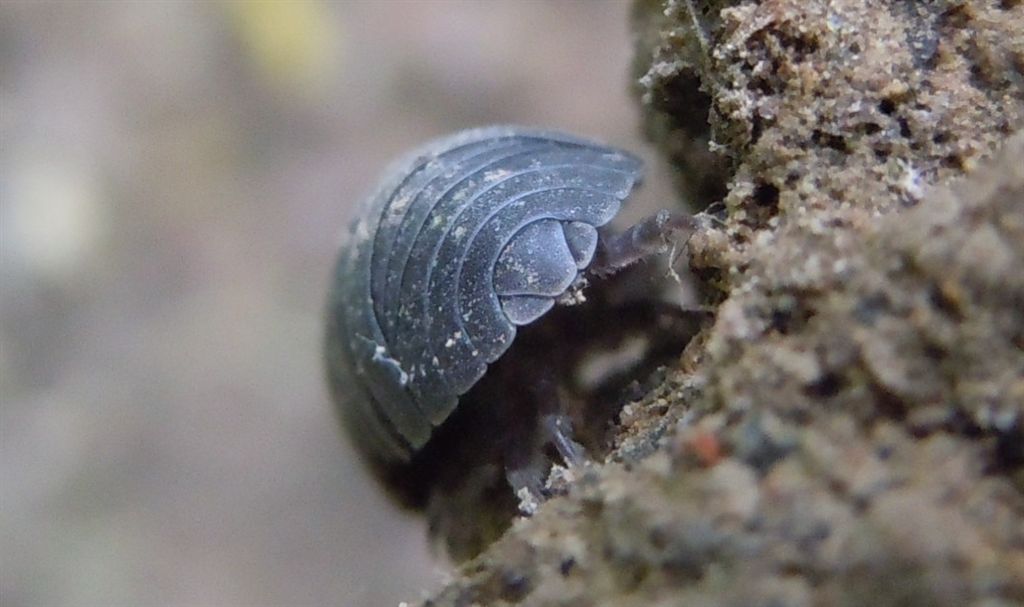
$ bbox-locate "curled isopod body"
[325,126,698,550]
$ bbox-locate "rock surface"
[422,1,1024,604]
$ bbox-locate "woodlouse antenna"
[591,210,699,276]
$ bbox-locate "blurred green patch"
[222,0,343,97]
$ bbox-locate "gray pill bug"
[325,126,699,555]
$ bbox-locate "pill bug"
[325,126,698,546]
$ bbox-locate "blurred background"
[0,1,675,605]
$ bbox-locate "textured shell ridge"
[380,144,570,411]
[325,247,415,462]
[359,138,527,435]
[388,148,630,408]
[416,184,621,408]
[374,140,559,346]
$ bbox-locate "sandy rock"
[423,1,1024,604]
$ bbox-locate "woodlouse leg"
[505,460,546,516]
[503,369,548,514]
[532,371,588,469]
[541,413,586,468]
[504,372,588,514]
[591,210,700,276]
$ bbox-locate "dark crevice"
[989,422,1024,474]
[753,181,780,210]
[942,154,965,169]
[750,111,765,144]
[768,300,816,335]
[861,122,882,135]
[642,67,731,207]
[869,383,910,423]
[812,129,850,153]
[898,117,913,139]
[805,372,845,399]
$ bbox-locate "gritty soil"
[422,1,1024,605]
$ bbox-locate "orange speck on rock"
[687,431,723,467]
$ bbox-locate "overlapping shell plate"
[326,126,643,462]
